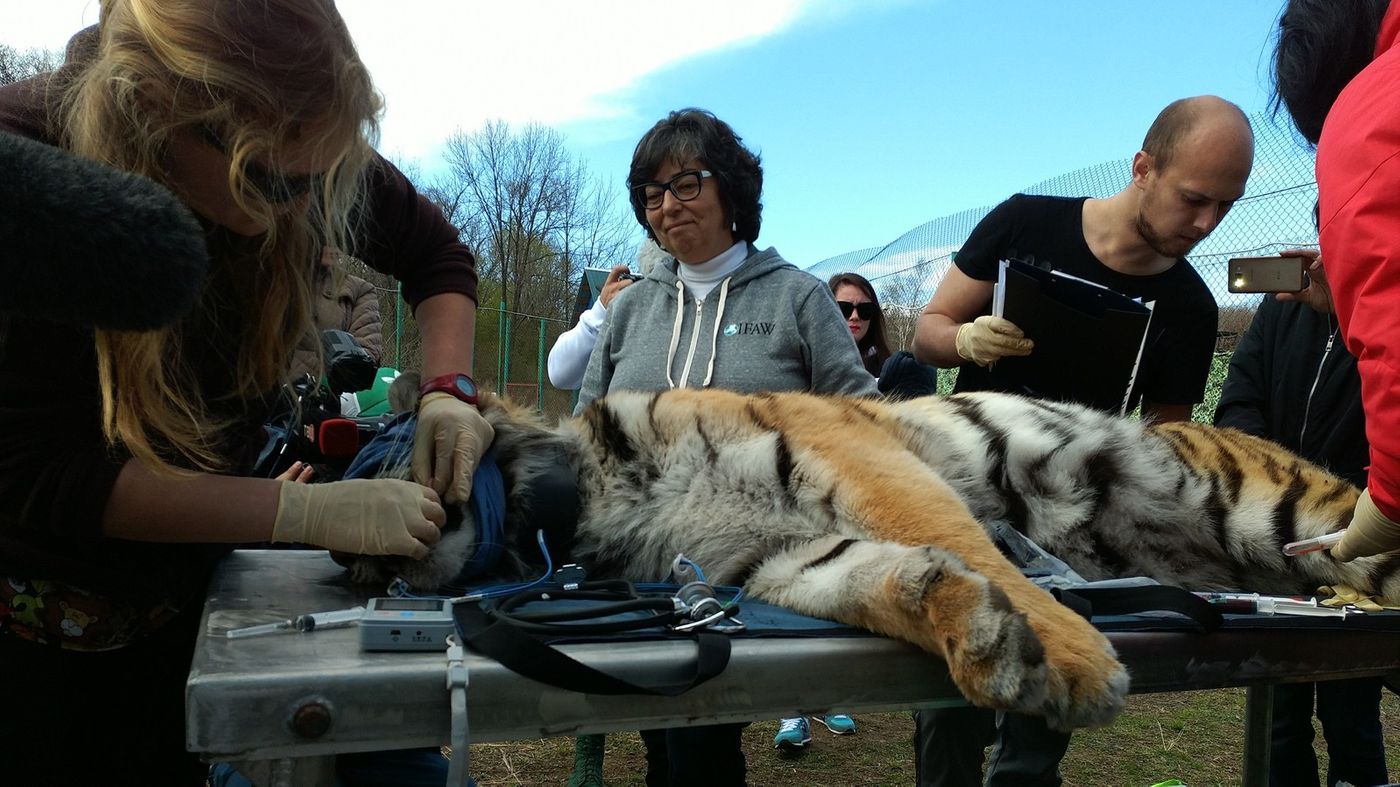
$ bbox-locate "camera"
[1227,256,1308,293]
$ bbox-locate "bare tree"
[0,44,61,86]
[437,120,635,323]
[875,262,948,349]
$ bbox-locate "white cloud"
[3,1,842,164]
[1,1,100,50]
[339,0,821,161]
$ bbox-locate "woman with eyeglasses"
[830,272,893,377]
[575,108,875,415]
[572,108,874,785]
[0,1,485,782]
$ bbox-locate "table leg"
[1241,684,1274,787]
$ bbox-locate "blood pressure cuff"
[453,582,866,697]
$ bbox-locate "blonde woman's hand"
[411,393,495,504]
[271,478,444,558]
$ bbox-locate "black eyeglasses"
[196,125,320,203]
[837,301,876,321]
[632,169,712,210]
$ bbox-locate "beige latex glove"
[272,478,445,558]
[1316,584,1395,612]
[1331,488,1400,562]
[954,315,1034,367]
[412,392,495,504]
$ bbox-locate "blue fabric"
[457,452,505,582]
[342,412,417,481]
[342,412,508,585]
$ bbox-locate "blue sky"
[4,0,1293,268]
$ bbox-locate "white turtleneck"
[676,240,747,302]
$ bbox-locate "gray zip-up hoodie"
[575,245,878,412]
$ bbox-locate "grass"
[465,688,1400,785]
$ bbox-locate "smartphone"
[1227,256,1307,293]
[617,272,642,282]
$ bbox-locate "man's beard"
[1135,212,1199,259]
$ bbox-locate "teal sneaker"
[773,716,812,750]
[818,714,857,735]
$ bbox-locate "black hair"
[1272,0,1390,145]
[626,108,763,244]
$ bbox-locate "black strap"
[454,601,730,696]
[1052,585,1223,633]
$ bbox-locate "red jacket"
[1316,3,1400,519]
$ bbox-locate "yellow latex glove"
[272,479,444,558]
[412,392,495,504]
[1331,488,1400,562]
[1316,584,1394,613]
[954,315,1034,367]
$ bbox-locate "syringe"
[1282,531,1345,556]
[1195,592,1350,617]
[224,606,366,639]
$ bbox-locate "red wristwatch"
[418,372,479,407]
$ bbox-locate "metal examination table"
[187,550,1400,786]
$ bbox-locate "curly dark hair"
[828,272,891,377]
[627,108,763,245]
[1272,0,1390,145]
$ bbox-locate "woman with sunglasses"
[0,2,485,782]
[574,108,875,785]
[830,272,893,377]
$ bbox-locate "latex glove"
[1316,584,1392,612]
[272,478,444,558]
[412,392,495,504]
[954,315,1034,367]
[1331,488,1400,562]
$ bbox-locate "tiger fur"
[348,387,1379,731]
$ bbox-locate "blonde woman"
[0,1,488,782]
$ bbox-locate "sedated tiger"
[347,387,1378,731]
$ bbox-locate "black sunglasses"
[837,300,876,321]
[196,125,320,203]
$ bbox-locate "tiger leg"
[745,396,1128,730]
[742,535,1121,729]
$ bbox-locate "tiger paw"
[888,550,1055,715]
[1029,609,1130,730]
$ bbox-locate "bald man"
[913,95,1254,424]
[911,96,1255,787]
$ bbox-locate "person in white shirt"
[547,240,669,389]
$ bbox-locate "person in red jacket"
[1273,0,1400,561]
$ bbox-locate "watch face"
[455,374,477,398]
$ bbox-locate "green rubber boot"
[566,733,607,787]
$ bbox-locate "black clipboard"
[988,259,1154,415]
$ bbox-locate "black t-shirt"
[952,194,1218,412]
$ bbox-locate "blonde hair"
[59,0,383,472]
